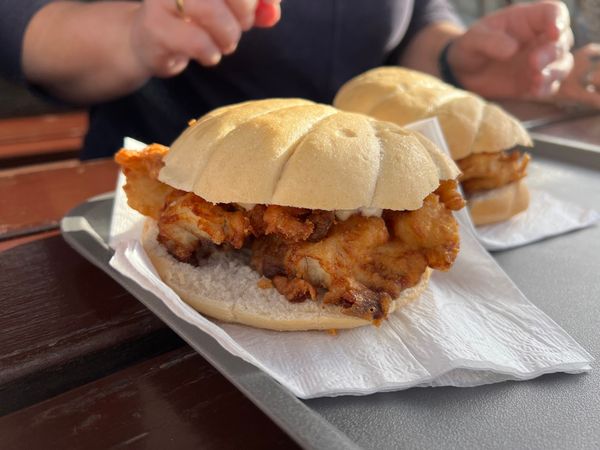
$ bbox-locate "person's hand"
[553,44,600,108]
[130,0,281,78]
[448,0,573,99]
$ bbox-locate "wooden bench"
[0,348,297,449]
[0,112,88,167]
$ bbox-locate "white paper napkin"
[108,131,592,399]
[476,189,600,251]
[404,119,600,252]
[108,137,147,249]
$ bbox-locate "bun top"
[159,98,459,211]
[333,67,532,160]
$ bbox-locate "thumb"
[463,26,519,62]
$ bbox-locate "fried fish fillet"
[114,144,172,219]
[251,190,461,322]
[457,150,530,195]
[157,190,253,262]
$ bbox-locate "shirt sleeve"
[0,0,53,81]
[404,0,462,41]
[389,0,462,64]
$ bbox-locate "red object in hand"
[254,0,280,28]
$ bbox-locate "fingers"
[183,0,242,55]
[533,51,573,97]
[132,6,223,77]
[162,13,224,66]
[515,0,570,42]
[493,0,569,46]
[225,0,257,30]
[133,0,280,76]
[532,0,570,40]
[472,0,572,62]
[543,43,600,108]
[527,23,573,97]
[529,27,573,71]
[560,79,600,109]
[573,44,600,104]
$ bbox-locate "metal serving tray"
[62,136,600,450]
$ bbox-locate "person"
[0,0,576,159]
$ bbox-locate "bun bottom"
[469,180,529,226]
[142,219,431,331]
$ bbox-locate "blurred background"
[0,0,598,165]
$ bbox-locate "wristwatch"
[438,41,465,90]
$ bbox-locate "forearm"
[23,1,148,104]
[399,22,464,78]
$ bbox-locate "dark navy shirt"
[0,0,459,159]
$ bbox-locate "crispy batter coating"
[114,146,335,254]
[457,150,530,195]
[384,194,460,271]
[251,193,460,322]
[263,206,335,242]
[158,191,253,262]
[115,146,463,324]
[272,276,317,303]
[114,145,173,219]
[435,179,466,211]
[263,206,314,241]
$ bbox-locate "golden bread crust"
[334,67,532,160]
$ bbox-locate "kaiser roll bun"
[333,67,532,161]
